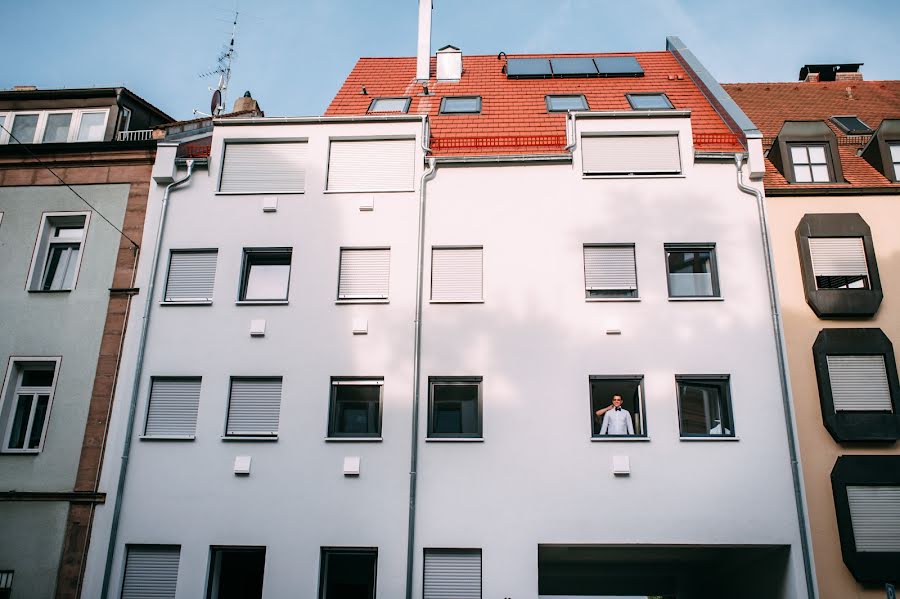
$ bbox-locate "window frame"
[788,142,833,183]
[367,97,411,114]
[545,94,588,112]
[238,247,292,303]
[439,96,482,115]
[427,376,483,440]
[142,376,202,440]
[664,243,721,299]
[588,375,648,439]
[675,375,736,439]
[0,108,110,144]
[26,211,91,293]
[327,378,384,439]
[318,547,378,599]
[0,357,61,454]
[768,121,844,184]
[583,243,638,300]
[625,92,674,110]
[580,132,682,176]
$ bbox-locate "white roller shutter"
[809,237,868,277]
[219,142,307,193]
[144,378,201,437]
[431,247,483,302]
[827,355,893,411]
[121,545,180,599]
[338,249,390,299]
[164,251,217,302]
[423,550,481,599]
[847,486,900,552]
[582,134,681,174]
[226,378,283,436]
[584,245,637,292]
[327,139,416,192]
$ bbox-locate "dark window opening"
[329,380,383,437]
[0,571,12,599]
[319,548,377,599]
[590,377,645,437]
[677,377,734,437]
[206,547,265,599]
[428,378,482,438]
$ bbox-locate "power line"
[0,123,141,249]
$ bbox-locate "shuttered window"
[423,549,482,599]
[809,237,870,289]
[164,250,217,303]
[226,378,282,437]
[847,486,900,552]
[582,134,681,175]
[338,248,390,299]
[827,355,893,412]
[121,545,180,599]
[431,247,483,302]
[144,378,201,437]
[219,142,307,193]
[326,139,416,192]
[583,245,637,298]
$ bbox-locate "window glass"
[368,98,409,113]
[590,377,645,437]
[329,380,382,437]
[890,143,900,180]
[240,249,291,301]
[677,377,734,437]
[626,93,674,110]
[790,144,831,183]
[3,362,57,452]
[10,114,38,144]
[440,97,481,114]
[76,112,106,141]
[546,95,588,112]
[428,379,481,438]
[42,113,72,143]
[665,245,719,298]
[40,222,85,291]
[319,549,377,599]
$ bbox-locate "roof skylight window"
[440,96,482,115]
[626,93,674,110]
[546,95,589,112]
[830,115,872,135]
[368,97,411,113]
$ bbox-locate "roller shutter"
[584,245,637,292]
[121,545,180,599]
[423,549,481,599]
[431,248,483,302]
[847,486,900,552]
[144,378,201,437]
[338,249,390,299]
[226,378,283,436]
[827,355,893,411]
[582,135,681,174]
[164,251,217,302]
[327,139,416,192]
[219,142,307,193]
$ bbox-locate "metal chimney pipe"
[416,0,432,81]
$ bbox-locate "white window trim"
[0,109,110,144]
[0,356,62,454]
[26,211,91,292]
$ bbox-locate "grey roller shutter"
[327,139,416,192]
[338,249,390,299]
[121,545,180,599]
[809,237,868,277]
[144,378,201,437]
[164,251,217,302]
[582,134,681,174]
[219,142,307,193]
[431,247,483,302]
[226,378,282,436]
[847,486,900,552]
[827,355,893,411]
[423,550,481,599]
[584,245,637,291]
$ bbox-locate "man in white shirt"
[596,394,634,435]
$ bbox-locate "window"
[239,248,292,302]
[428,377,482,439]
[676,376,734,437]
[28,212,89,291]
[440,96,482,114]
[590,376,645,437]
[319,548,377,599]
[121,545,180,599]
[10,113,39,144]
[583,244,637,299]
[326,139,416,192]
[423,549,481,599]
[338,248,390,300]
[219,142,308,194]
[626,93,674,110]
[665,244,719,298]
[789,144,831,183]
[207,547,265,599]
[75,111,108,141]
[225,377,283,438]
[830,115,872,135]
[328,379,383,438]
[581,134,681,175]
[430,247,483,302]
[368,97,411,113]
[144,378,201,438]
[43,113,72,143]
[0,571,12,599]
[0,109,110,144]
[0,358,60,453]
[808,237,869,289]
[546,95,588,112]
[118,106,133,132]
[163,250,218,303]
[891,143,900,181]
[861,119,900,181]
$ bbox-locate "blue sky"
[2,0,898,121]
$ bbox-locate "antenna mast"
[198,11,238,117]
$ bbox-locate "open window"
[319,548,377,599]
[589,376,646,438]
[206,546,265,599]
[28,212,90,291]
[0,358,60,453]
[676,376,734,438]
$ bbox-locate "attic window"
[368,97,410,114]
[830,116,872,135]
[546,95,588,112]
[626,93,674,110]
[440,96,481,115]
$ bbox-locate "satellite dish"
[211,89,222,115]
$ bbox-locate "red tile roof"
[326,52,743,156]
[723,81,900,191]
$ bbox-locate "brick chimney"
[804,73,820,83]
[836,71,863,82]
[232,91,263,116]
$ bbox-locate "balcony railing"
[116,130,154,142]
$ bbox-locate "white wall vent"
[343,456,361,476]
[234,455,252,475]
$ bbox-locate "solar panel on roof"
[830,116,872,135]
[506,58,553,78]
[549,58,598,77]
[594,56,644,77]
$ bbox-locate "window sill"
[583,173,685,179]
[324,189,415,194]
[429,300,485,304]
[0,449,40,455]
[425,437,484,442]
[215,191,305,196]
[325,436,383,442]
[585,297,641,302]
[139,435,196,441]
[221,435,278,442]
[335,299,390,305]
[236,300,289,306]
[667,296,724,302]
[679,436,739,442]
[591,436,650,442]
[27,289,73,294]
[160,300,213,306]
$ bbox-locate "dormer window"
[367,97,411,114]
[830,115,872,135]
[545,95,588,112]
[768,121,843,184]
[0,109,109,144]
[891,143,900,181]
[440,96,482,115]
[626,93,674,110]
[790,144,831,183]
[861,120,900,182]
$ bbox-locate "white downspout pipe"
[735,154,818,599]
[99,160,195,599]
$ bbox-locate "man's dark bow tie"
[615,407,621,411]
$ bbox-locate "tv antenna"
[197,11,238,116]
